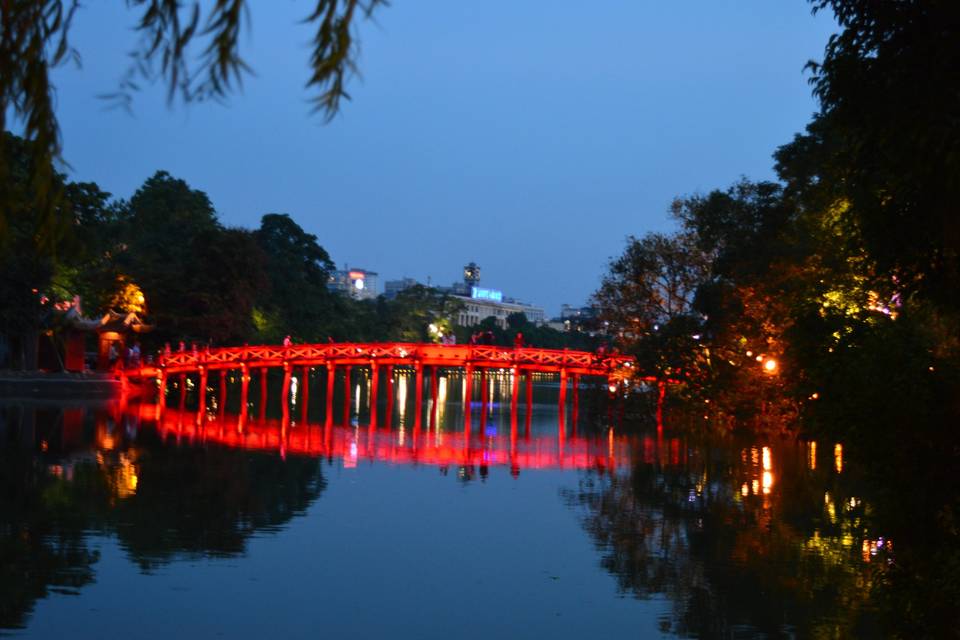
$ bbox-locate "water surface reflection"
[0,394,889,638]
[566,433,888,637]
[0,402,325,630]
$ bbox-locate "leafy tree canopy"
[0,1,387,248]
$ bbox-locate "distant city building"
[457,297,545,328]
[444,263,545,329]
[560,304,597,320]
[330,267,379,300]
[384,277,419,299]
[552,304,599,333]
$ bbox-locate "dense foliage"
[0,138,584,366]
[0,1,386,246]
[594,2,960,634]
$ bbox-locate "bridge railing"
[156,342,632,374]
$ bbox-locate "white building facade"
[455,296,546,328]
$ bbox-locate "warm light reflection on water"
[0,390,895,639]
[396,373,408,428]
[146,406,628,471]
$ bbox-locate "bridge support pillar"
[325,363,335,429]
[281,362,292,421]
[369,361,379,429]
[525,373,533,438]
[430,366,439,429]
[656,380,665,434]
[218,371,227,418]
[158,370,167,408]
[480,368,488,431]
[414,362,424,432]
[259,368,268,421]
[385,365,394,430]
[179,374,187,412]
[572,373,580,435]
[343,365,352,427]
[240,364,250,429]
[197,367,208,419]
[510,368,519,445]
[301,366,310,424]
[463,364,473,434]
[559,368,568,435]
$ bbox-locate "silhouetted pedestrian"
[130,342,141,368]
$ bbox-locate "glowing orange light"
[763,358,778,373]
[762,470,774,494]
[834,443,843,473]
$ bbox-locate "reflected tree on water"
[0,449,99,630]
[110,429,326,571]
[563,435,884,638]
[0,405,327,627]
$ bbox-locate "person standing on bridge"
[514,332,524,348]
[283,335,292,347]
[130,342,141,368]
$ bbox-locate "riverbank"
[0,371,122,400]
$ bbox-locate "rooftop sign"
[471,286,503,302]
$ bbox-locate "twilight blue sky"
[47,1,836,316]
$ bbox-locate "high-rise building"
[330,267,379,300]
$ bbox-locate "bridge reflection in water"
[143,406,633,474]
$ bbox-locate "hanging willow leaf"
[0,0,387,255]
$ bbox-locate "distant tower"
[463,262,481,288]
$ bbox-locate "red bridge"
[135,342,637,432]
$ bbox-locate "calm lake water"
[1,371,887,638]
